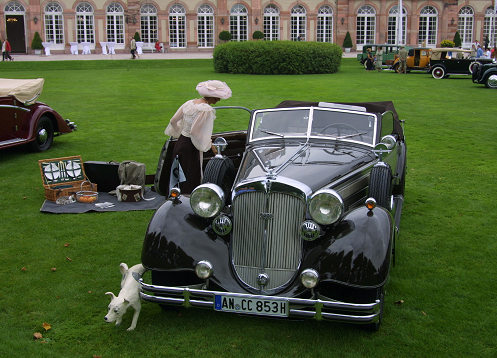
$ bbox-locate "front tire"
[30,116,54,152]
[369,165,392,209]
[432,66,445,79]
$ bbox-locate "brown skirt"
[172,135,201,194]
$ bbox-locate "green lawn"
[0,59,496,357]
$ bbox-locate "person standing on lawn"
[375,46,383,72]
[164,80,232,194]
[130,37,136,59]
[398,46,408,74]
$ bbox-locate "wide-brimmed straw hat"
[196,80,232,100]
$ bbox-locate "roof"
[0,78,44,104]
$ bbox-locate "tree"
[453,31,462,48]
[219,31,232,42]
[252,31,264,40]
[343,31,353,49]
[133,32,141,42]
[31,32,43,50]
[440,40,455,48]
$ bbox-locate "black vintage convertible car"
[139,100,407,329]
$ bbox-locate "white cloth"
[100,42,108,55]
[164,99,216,152]
[70,42,78,55]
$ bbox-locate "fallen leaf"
[93,355,102,358]
[51,267,57,272]
[33,332,43,340]
[23,196,27,200]
[394,299,404,305]
[421,311,427,316]
[64,243,70,247]
[88,291,93,294]
[21,267,27,272]
[42,322,51,331]
[66,257,72,262]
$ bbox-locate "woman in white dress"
[165,80,232,194]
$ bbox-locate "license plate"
[214,294,289,317]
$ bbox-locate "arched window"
[198,4,214,48]
[263,5,279,41]
[457,7,473,48]
[4,1,24,12]
[169,4,186,48]
[484,7,497,48]
[356,5,376,46]
[106,3,124,44]
[76,2,94,44]
[418,6,437,46]
[291,5,306,41]
[387,5,406,45]
[141,4,157,45]
[44,2,64,45]
[230,4,248,42]
[317,6,333,43]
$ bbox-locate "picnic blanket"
[40,187,165,214]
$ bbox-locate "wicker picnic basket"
[38,155,97,201]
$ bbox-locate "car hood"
[236,142,376,191]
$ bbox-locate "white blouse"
[164,99,216,152]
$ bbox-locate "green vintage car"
[357,44,403,68]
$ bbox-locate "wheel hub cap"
[38,128,48,143]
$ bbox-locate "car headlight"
[195,260,213,279]
[190,183,225,218]
[301,268,319,289]
[308,189,344,225]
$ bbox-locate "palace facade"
[1,0,496,54]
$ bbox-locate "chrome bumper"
[139,279,381,324]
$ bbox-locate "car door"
[0,96,17,142]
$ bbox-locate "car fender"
[141,197,236,286]
[27,104,71,140]
[306,205,393,288]
[483,67,497,82]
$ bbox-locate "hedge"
[213,41,342,75]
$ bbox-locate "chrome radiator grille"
[232,191,305,292]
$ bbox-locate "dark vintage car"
[472,62,497,88]
[429,48,495,79]
[0,78,76,151]
[140,101,407,329]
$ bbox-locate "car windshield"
[250,107,377,146]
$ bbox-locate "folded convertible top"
[0,78,44,104]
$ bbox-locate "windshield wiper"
[336,132,368,140]
[259,129,284,137]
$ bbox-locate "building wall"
[0,0,495,54]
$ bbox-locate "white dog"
[105,263,146,331]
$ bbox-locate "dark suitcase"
[83,161,120,192]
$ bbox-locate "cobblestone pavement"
[7,50,359,61]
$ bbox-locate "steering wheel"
[321,123,364,140]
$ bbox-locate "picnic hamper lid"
[38,155,88,189]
